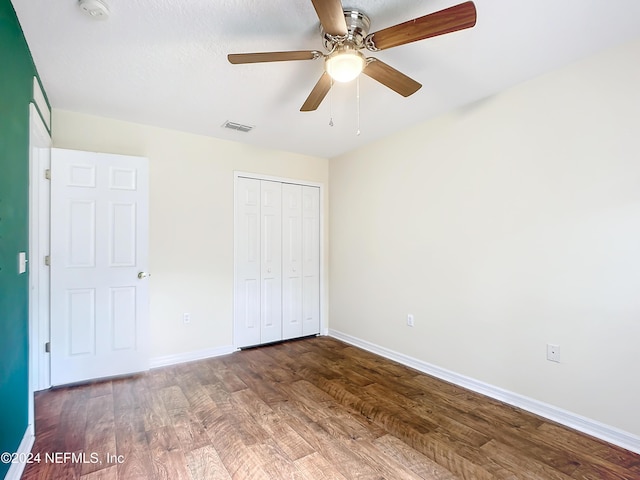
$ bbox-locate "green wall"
[0,1,46,476]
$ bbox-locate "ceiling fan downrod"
[321,9,371,52]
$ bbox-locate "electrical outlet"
[547,344,560,363]
[183,313,191,324]
[407,314,414,327]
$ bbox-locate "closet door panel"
[282,184,303,340]
[302,186,320,336]
[235,178,261,347]
[260,181,282,344]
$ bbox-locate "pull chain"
[356,75,361,136]
[329,77,334,127]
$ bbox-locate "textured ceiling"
[12,0,640,158]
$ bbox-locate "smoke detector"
[78,0,110,20]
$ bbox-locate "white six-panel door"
[235,177,320,348]
[50,148,149,386]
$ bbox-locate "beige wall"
[329,39,640,436]
[52,111,329,359]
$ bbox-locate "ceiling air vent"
[222,121,254,133]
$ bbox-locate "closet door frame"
[233,172,325,349]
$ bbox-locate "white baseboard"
[4,427,35,480]
[150,345,236,369]
[328,329,640,455]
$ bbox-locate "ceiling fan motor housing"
[321,9,371,51]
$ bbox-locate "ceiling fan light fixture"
[325,48,365,83]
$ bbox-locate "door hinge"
[44,255,50,266]
[45,169,51,180]
[45,342,51,353]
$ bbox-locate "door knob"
[138,271,150,279]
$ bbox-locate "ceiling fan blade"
[310,0,348,37]
[228,50,321,64]
[362,59,421,97]
[300,72,332,112]
[365,1,477,51]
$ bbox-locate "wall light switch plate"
[18,252,27,274]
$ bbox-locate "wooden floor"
[22,336,639,480]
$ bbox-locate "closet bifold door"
[259,180,282,344]
[282,184,303,340]
[235,177,318,348]
[235,177,262,348]
[302,186,320,336]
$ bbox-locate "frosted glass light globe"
[325,50,365,83]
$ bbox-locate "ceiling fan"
[228,0,477,112]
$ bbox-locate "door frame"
[233,171,326,348]
[28,102,52,432]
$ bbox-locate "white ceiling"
[12,0,640,159]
